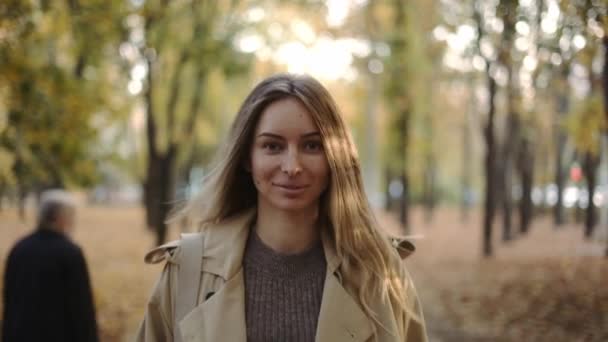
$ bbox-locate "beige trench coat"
[135,210,428,342]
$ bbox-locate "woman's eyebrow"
[301,132,321,138]
[256,132,320,139]
[256,132,284,139]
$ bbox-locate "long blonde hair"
[177,74,413,337]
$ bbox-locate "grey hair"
[37,189,76,228]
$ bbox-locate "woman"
[136,74,427,342]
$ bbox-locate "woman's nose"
[281,149,302,176]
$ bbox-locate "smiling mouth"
[274,184,308,190]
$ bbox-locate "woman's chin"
[269,198,318,213]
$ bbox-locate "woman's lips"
[274,183,309,195]
[275,184,307,189]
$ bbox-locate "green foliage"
[566,95,606,157]
[561,0,606,158]
[138,0,253,154]
[380,0,413,174]
[379,0,437,182]
[0,0,130,190]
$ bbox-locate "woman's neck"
[255,203,320,254]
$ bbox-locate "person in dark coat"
[2,190,99,342]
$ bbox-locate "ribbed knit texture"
[243,231,326,342]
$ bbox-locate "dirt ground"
[1,205,606,342]
[379,208,607,342]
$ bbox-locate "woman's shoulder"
[387,235,416,260]
[144,232,205,265]
[383,235,418,291]
[144,239,181,264]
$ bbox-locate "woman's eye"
[262,142,282,152]
[304,141,323,151]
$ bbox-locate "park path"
[2,205,606,341]
[376,207,606,342]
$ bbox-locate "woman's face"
[249,97,330,213]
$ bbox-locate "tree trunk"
[423,153,436,224]
[146,150,177,246]
[582,152,599,239]
[500,60,521,241]
[553,65,570,226]
[14,156,27,222]
[500,112,519,241]
[157,151,177,246]
[497,0,519,242]
[423,102,436,223]
[399,171,409,234]
[393,0,410,234]
[473,0,497,257]
[500,163,514,242]
[384,168,392,211]
[143,48,159,231]
[144,155,161,231]
[554,131,567,226]
[518,136,534,234]
[602,36,608,257]
[602,37,608,121]
[17,184,26,222]
[483,73,498,257]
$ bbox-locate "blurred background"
[0,0,607,341]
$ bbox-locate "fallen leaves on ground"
[1,206,606,342]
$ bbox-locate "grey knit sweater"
[243,231,327,342]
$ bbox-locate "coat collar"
[199,209,256,280]
[188,208,373,342]
[317,228,373,342]
[200,208,344,279]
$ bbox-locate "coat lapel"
[178,210,255,342]
[316,231,373,342]
[199,209,256,280]
[178,269,247,342]
[315,273,374,342]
